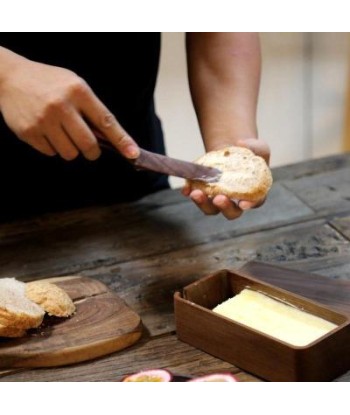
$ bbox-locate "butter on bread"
[0,278,45,330]
[26,281,75,318]
[187,146,273,201]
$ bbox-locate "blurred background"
[155,33,350,188]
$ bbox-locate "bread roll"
[0,278,75,338]
[0,278,45,330]
[26,281,75,317]
[187,146,273,201]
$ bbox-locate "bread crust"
[26,281,76,317]
[0,279,75,338]
[0,323,26,338]
[0,309,44,330]
[187,146,273,201]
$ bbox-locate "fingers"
[236,138,271,164]
[44,124,79,161]
[212,195,243,220]
[181,182,191,197]
[20,116,99,161]
[187,190,243,220]
[63,110,101,160]
[19,133,57,157]
[190,190,220,215]
[239,198,266,210]
[76,85,140,159]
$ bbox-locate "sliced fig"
[188,373,237,382]
[122,369,173,382]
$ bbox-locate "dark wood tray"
[174,262,350,382]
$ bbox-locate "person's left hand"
[182,138,270,220]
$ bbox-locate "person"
[0,33,270,221]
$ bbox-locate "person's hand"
[0,57,139,161]
[182,138,271,220]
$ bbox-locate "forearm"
[186,33,261,152]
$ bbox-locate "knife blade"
[99,142,222,183]
[131,148,222,183]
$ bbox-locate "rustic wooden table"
[1,153,350,382]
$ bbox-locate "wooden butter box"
[174,268,350,382]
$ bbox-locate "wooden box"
[174,268,350,382]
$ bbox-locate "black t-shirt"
[0,33,168,220]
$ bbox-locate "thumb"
[236,138,270,165]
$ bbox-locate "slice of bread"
[26,281,76,317]
[0,323,26,338]
[187,146,273,201]
[0,278,45,330]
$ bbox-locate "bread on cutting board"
[26,281,76,317]
[0,278,45,330]
[0,278,75,338]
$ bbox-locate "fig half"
[122,369,173,382]
[188,373,237,382]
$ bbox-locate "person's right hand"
[0,56,140,161]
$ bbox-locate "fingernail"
[191,194,202,204]
[213,196,226,207]
[217,201,228,209]
[84,148,101,160]
[125,145,140,158]
[238,201,252,210]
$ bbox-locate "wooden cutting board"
[0,276,142,368]
[239,261,350,316]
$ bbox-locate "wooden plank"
[282,166,350,214]
[0,333,258,382]
[240,261,350,316]
[140,187,185,206]
[272,153,350,181]
[279,254,350,282]
[1,325,347,382]
[78,219,350,336]
[330,214,350,240]
[0,189,185,243]
[0,183,312,280]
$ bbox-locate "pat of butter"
[213,289,337,346]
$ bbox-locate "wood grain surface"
[240,261,350,316]
[0,276,142,368]
[0,153,350,381]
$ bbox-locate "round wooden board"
[0,276,142,368]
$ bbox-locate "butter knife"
[100,142,222,183]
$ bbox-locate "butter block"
[213,289,338,346]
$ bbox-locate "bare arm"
[0,47,139,161]
[187,32,261,150]
[184,33,270,219]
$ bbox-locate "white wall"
[155,33,349,188]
